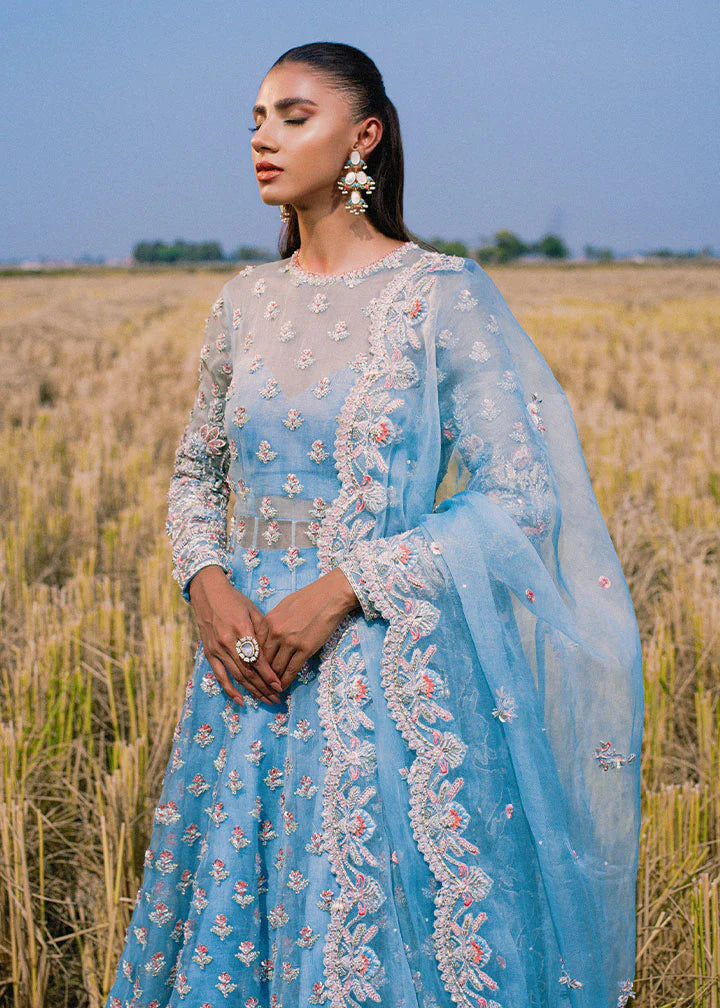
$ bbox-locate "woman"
[106,42,642,1008]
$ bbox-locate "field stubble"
[0,263,718,1006]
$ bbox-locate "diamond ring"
[235,635,260,664]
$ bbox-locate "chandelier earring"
[337,148,376,215]
[279,204,292,222]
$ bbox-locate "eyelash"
[248,118,307,133]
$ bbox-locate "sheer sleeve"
[165,288,234,604]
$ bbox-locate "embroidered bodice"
[165,239,560,604]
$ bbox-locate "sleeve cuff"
[338,551,382,622]
[180,557,233,604]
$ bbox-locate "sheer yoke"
[222,242,424,557]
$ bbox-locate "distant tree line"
[430,231,569,263]
[132,235,717,266]
[131,240,268,264]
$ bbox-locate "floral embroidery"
[527,392,546,433]
[497,369,518,391]
[470,339,490,362]
[313,377,331,398]
[282,408,305,429]
[328,320,350,341]
[243,548,260,571]
[455,288,479,311]
[617,978,637,1006]
[279,321,296,342]
[492,687,518,723]
[264,300,279,320]
[243,331,254,351]
[232,307,242,329]
[256,439,278,464]
[525,588,535,602]
[308,292,329,314]
[262,521,281,546]
[248,354,263,374]
[594,740,637,771]
[295,346,315,369]
[282,473,304,497]
[314,254,508,1008]
[308,439,329,463]
[256,574,275,600]
[253,279,266,297]
[281,546,306,571]
[259,496,278,519]
[559,957,583,990]
[599,575,611,588]
[259,378,280,399]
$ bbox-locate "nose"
[250,122,279,155]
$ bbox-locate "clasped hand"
[189,565,359,706]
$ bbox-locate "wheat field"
[0,262,717,1007]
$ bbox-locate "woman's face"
[250,63,381,212]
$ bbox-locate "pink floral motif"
[262,522,281,548]
[282,473,304,497]
[525,588,535,602]
[281,546,306,571]
[198,423,224,455]
[308,292,329,313]
[256,439,278,463]
[328,320,350,341]
[599,575,611,588]
[313,376,331,398]
[259,377,280,399]
[263,299,279,319]
[256,574,275,600]
[243,547,260,571]
[282,408,304,429]
[308,439,330,463]
[594,740,637,771]
[295,346,315,369]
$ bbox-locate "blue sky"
[2,0,718,260]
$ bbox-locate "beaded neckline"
[284,241,417,286]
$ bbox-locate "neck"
[293,200,397,274]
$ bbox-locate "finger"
[205,652,246,706]
[218,630,278,701]
[245,612,284,693]
[280,652,308,690]
[219,642,279,704]
[208,638,271,706]
[270,643,295,679]
[250,608,283,665]
[250,648,284,695]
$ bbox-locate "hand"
[257,567,360,692]
[188,565,285,705]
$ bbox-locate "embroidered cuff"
[338,552,381,622]
[178,553,233,604]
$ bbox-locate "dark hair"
[265,42,439,258]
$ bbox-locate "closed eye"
[248,119,307,133]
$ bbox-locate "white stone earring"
[280,204,291,222]
[337,149,376,214]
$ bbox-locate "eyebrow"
[252,96,319,117]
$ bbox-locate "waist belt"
[231,493,324,550]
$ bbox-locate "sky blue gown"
[105,241,643,1008]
